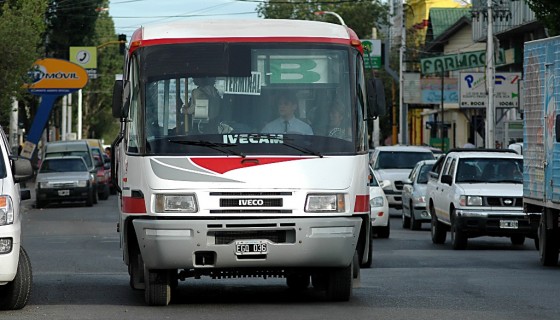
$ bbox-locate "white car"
[401,159,436,230]
[369,166,390,238]
[370,145,435,210]
[0,126,34,310]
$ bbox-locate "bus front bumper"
[133,217,361,269]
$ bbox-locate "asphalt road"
[3,193,560,320]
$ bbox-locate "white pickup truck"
[425,149,538,250]
[0,126,34,310]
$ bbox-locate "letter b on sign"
[270,59,322,84]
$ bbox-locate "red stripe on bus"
[191,157,303,174]
[354,195,369,213]
[122,196,146,214]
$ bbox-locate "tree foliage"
[257,0,389,39]
[42,0,120,141]
[526,0,560,36]
[0,0,47,128]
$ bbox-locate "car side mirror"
[10,156,34,183]
[379,180,391,189]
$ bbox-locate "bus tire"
[144,268,172,306]
[325,264,352,301]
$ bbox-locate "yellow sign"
[69,46,97,69]
[23,58,88,91]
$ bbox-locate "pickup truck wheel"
[402,210,410,229]
[430,205,446,244]
[144,268,172,306]
[325,263,352,301]
[411,210,421,230]
[0,247,32,310]
[286,274,310,290]
[451,219,467,250]
[510,235,525,245]
[376,218,390,239]
[539,216,559,266]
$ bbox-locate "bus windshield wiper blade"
[248,134,322,158]
[168,138,245,157]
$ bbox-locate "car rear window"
[376,151,434,170]
[40,158,87,173]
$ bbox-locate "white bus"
[111,19,385,306]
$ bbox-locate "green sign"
[361,39,382,69]
[430,137,450,152]
[421,49,505,75]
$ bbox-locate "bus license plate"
[500,220,518,229]
[58,190,70,196]
[235,240,268,256]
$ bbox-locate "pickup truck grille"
[393,181,404,191]
[486,196,522,207]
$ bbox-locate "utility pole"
[486,0,495,148]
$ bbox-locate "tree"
[0,0,47,128]
[526,0,560,36]
[257,0,389,39]
[82,10,122,143]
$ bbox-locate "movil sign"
[21,58,88,158]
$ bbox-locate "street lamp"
[314,11,346,26]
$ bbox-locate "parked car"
[80,139,110,199]
[426,149,538,250]
[35,156,96,208]
[0,125,34,310]
[369,166,390,238]
[43,140,99,204]
[93,154,110,200]
[370,145,435,211]
[401,159,436,230]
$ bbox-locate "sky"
[108,0,261,39]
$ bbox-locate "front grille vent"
[486,197,522,207]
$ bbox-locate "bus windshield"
[128,42,367,156]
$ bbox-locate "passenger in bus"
[187,77,222,122]
[261,93,313,135]
[326,100,351,140]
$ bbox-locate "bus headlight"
[305,194,345,213]
[155,194,198,213]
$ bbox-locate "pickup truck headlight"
[155,194,197,213]
[77,180,88,187]
[370,196,385,207]
[305,194,345,213]
[0,195,14,225]
[460,195,483,206]
[38,181,49,189]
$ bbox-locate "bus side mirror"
[112,80,130,118]
[366,78,386,119]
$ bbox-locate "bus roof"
[130,19,361,52]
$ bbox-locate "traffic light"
[118,34,127,54]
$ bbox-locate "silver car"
[35,156,96,208]
[401,159,436,230]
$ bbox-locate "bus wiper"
[249,133,323,158]
[168,138,245,158]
